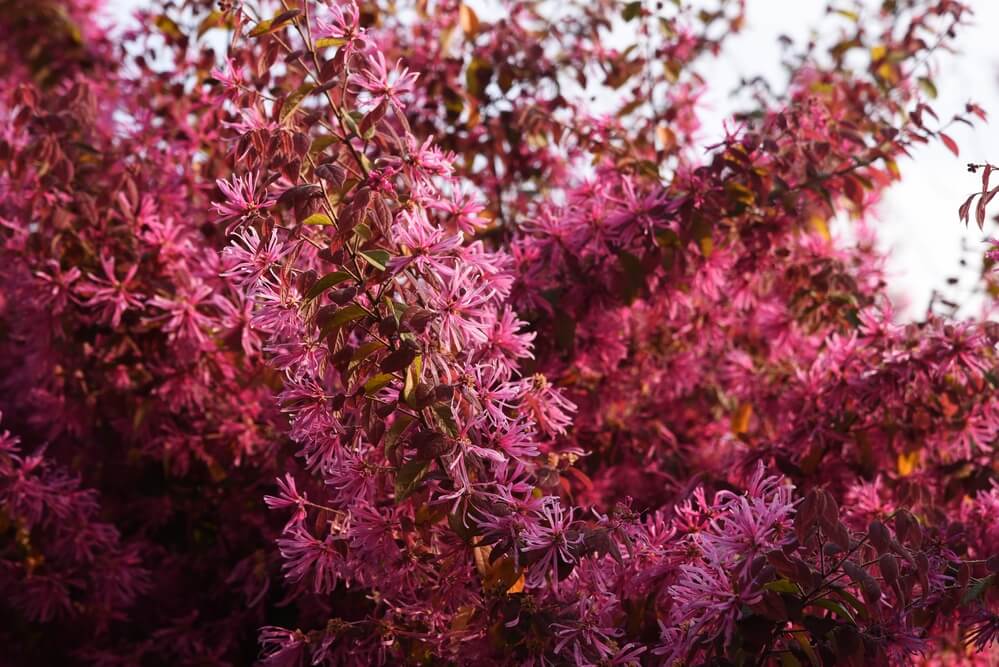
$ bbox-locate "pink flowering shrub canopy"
[1,0,998,665]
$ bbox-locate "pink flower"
[314,0,361,44]
[405,135,453,178]
[418,264,494,352]
[76,255,144,328]
[221,226,289,289]
[516,374,576,438]
[213,290,263,357]
[388,207,462,275]
[34,260,81,313]
[276,526,345,593]
[264,474,309,530]
[523,496,581,592]
[210,58,240,92]
[965,610,999,651]
[213,173,275,229]
[147,279,214,347]
[352,50,418,110]
[429,182,487,234]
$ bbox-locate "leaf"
[791,631,821,667]
[305,270,351,299]
[809,214,831,241]
[459,3,480,38]
[917,77,938,99]
[248,18,274,37]
[359,249,391,271]
[395,459,431,502]
[315,37,348,48]
[897,450,919,477]
[249,9,299,37]
[154,15,182,39]
[197,10,225,38]
[385,413,414,462]
[339,108,360,136]
[731,403,753,435]
[962,574,995,604]
[280,83,314,123]
[622,1,642,20]
[939,132,959,157]
[725,181,756,206]
[319,304,366,336]
[780,653,802,667]
[363,372,394,395]
[465,56,494,99]
[432,403,459,437]
[764,578,799,594]
[553,307,576,352]
[381,345,417,373]
[807,598,856,623]
[349,340,385,368]
[302,213,334,226]
[482,555,523,593]
[616,250,646,304]
[403,356,423,405]
[310,135,338,155]
[690,215,714,257]
[450,605,476,632]
[830,586,871,621]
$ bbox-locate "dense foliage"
[1,0,997,664]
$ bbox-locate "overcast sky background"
[695,1,999,319]
[100,0,999,319]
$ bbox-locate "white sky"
[697,1,999,319]
[101,0,999,319]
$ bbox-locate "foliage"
[0,0,997,665]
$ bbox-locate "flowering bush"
[1,0,998,665]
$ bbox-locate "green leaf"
[830,586,870,621]
[348,340,385,375]
[154,15,182,39]
[197,10,225,38]
[433,403,459,437]
[403,356,422,406]
[340,108,360,136]
[363,372,395,395]
[315,37,347,48]
[248,18,274,37]
[249,9,299,37]
[359,249,391,271]
[553,307,576,352]
[780,653,802,667]
[310,135,338,155]
[351,340,385,364]
[791,631,821,667]
[305,270,351,300]
[622,1,642,21]
[319,304,366,337]
[465,56,494,99]
[807,598,856,623]
[617,250,645,304]
[918,76,938,99]
[764,578,799,594]
[352,222,372,241]
[395,459,431,502]
[281,83,315,122]
[302,213,334,226]
[385,414,415,461]
[963,574,995,605]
